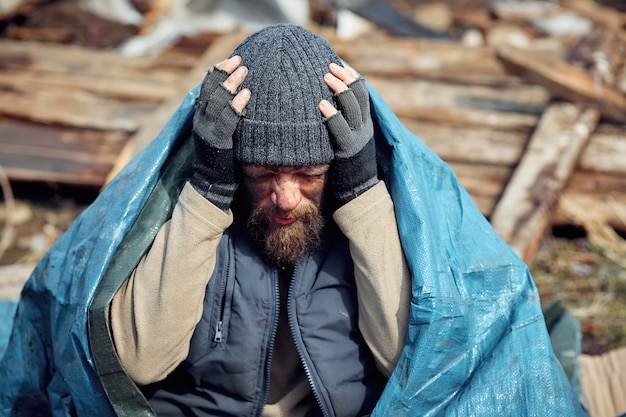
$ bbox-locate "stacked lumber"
[0,31,235,186]
[0,39,181,185]
[326,0,626,263]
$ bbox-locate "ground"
[1,181,625,355]
[532,230,626,354]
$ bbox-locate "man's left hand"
[319,63,378,206]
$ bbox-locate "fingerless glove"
[190,68,243,211]
[326,78,378,206]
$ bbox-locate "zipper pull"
[214,321,223,343]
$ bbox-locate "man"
[110,24,411,416]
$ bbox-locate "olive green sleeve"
[333,181,411,378]
[109,182,233,385]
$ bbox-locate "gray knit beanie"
[232,24,342,167]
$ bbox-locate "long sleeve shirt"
[109,180,411,416]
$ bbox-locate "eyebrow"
[243,165,330,177]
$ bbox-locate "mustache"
[257,204,316,219]
[246,203,325,266]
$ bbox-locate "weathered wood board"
[0,120,129,185]
[489,103,601,262]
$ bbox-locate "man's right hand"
[190,55,250,211]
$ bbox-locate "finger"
[223,66,248,93]
[215,55,242,73]
[204,84,236,122]
[328,62,359,86]
[325,113,355,158]
[232,88,251,113]
[323,72,349,95]
[334,89,362,130]
[213,104,244,147]
[319,99,338,118]
[345,78,370,123]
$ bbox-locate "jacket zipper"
[255,269,280,417]
[287,265,333,417]
[213,240,231,343]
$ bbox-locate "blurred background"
[1,0,626,415]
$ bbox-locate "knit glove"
[190,67,243,211]
[326,78,378,206]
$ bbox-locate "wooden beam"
[489,102,600,264]
[326,33,517,86]
[401,118,528,166]
[496,43,626,123]
[554,192,626,233]
[0,72,176,102]
[578,123,626,175]
[369,76,547,130]
[0,120,128,186]
[0,40,183,83]
[444,161,626,232]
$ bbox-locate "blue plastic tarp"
[0,301,18,358]
[0,82,587,416]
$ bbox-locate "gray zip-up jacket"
[110,181,411,416]
[144,220,386,416]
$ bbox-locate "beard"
[246,203,325,267]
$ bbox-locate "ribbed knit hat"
[232,24,342,167]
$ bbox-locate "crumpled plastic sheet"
[0,81,588,416]
[367,85,588,417]
[0,301,17,358]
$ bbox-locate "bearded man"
[109,24,411,417]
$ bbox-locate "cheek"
[243,181,272,206]
[302,180,327,206]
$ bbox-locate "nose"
[270,174,301,212]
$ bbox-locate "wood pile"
[0,0,625,269]
[326,0,626,265]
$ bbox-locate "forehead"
[242,164,330,176]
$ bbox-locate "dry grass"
[532,231,626,355]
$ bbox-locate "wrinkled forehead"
[242,163,330,177]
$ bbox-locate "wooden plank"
[554,190,626,233]
[0,85,155,131]
[0,71,176,102]
[325,32,518,85]
[370,76,547,130]
[407,118,626,174]
[0,121,127,153]
[0,39,189,103]
[401,118,528,165]
[0,121,128,185]
[578,123,626,174]
[496,44,626,123]
[0,39,184,83]
[105,28,250,184]
[442,162,626,232]
[0,152,114,185]
[566,170,626,195]
[489,103,601,263]
[568,24,625,89]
